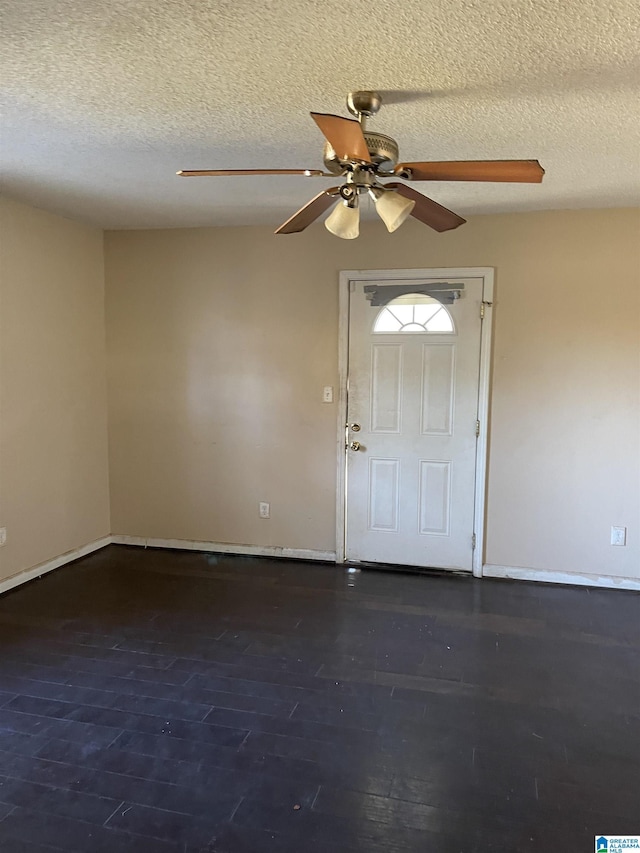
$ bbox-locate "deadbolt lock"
[350,423,361,432]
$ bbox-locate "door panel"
[345,277,483,571]
[368,458,400,531]
[419,460,451,535]
[370,345,402,432]
[421,344,455,434]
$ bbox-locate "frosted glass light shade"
[325,201,360,239]
[373,189,415,232]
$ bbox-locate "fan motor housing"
[323,131,399,174]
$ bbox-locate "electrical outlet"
[323,386,334,403]
[259,502,270,519]
[611,526,627,546]
[0,527,6,547]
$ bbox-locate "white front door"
[344,274,487,571]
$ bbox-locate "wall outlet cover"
[259,502,270,519]
[610,526,627,546]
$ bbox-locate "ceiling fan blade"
[384,183,466,232]
[310,113,371,163]
[177,169,325,177]
[395,160,545,183]
[275,188,341,234]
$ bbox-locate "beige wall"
[105,208,640,580]
[1,200,635,588]
[0,197,110,582]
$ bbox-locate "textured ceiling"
[1,0,639,229]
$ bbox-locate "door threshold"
[344,561,471,578]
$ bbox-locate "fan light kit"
[178,90,545,239]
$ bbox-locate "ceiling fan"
[178,90,544,239]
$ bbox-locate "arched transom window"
[373,294,455,334]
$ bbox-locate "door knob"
[350,441,361,451]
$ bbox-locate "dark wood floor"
[0,546,638,852]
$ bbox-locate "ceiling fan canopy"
[178,90,544,239]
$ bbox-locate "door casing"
[335,267,495,577]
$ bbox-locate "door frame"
[335,267,495,577]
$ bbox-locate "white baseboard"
[111,535,336,563]
[5,538,635,593]
[483,563,640,591]
[0,536,112,596]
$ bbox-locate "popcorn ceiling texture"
[1,0,639,228]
